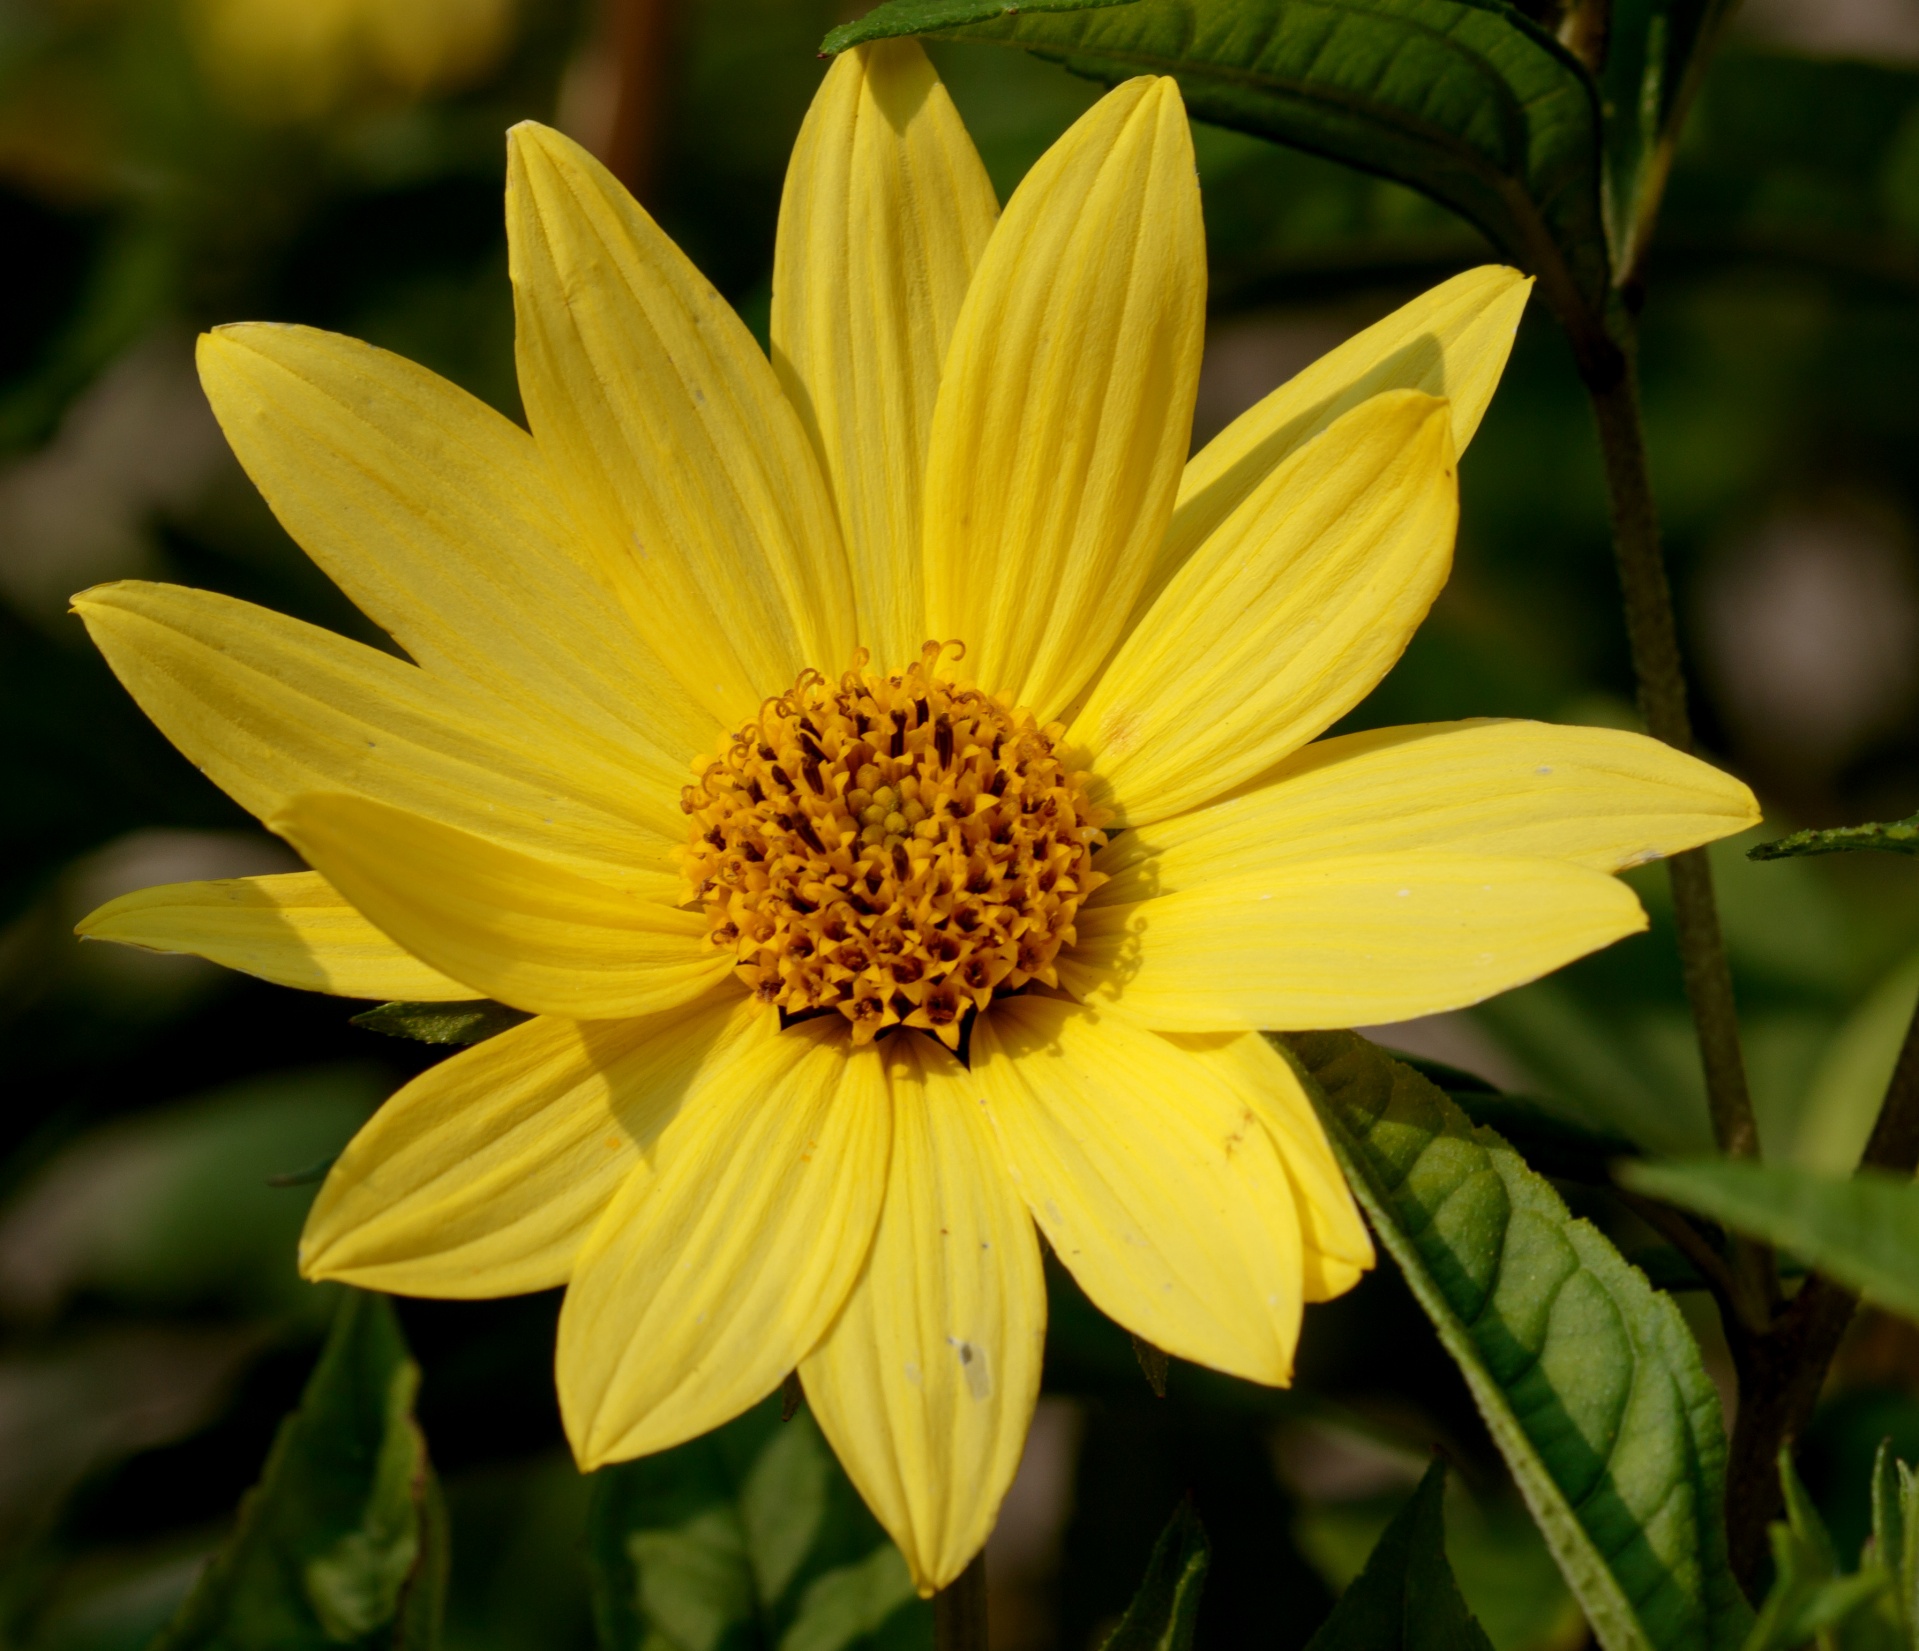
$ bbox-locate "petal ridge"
[274,791,725,1020]
[922,76,1204,717]
[801,1032,1044,1594]
[301,991,758,1297]
[76,870,471,1000]
[558,1021,890,1465]
[1060,850,1648,1031]
[1072,390,1458,821]
[507,121,856,723]
[773,40,997,670]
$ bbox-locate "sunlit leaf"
[1750,815,1919,862]
[1866,1440,1919,1645]
[1303,1461,1492,1651]
[587,1395,930,1651]
[1099,1500,1208,1651]
[826,0,1612,343]
[152,1289,446,1649]
[1281,1030,1750,1651]
[1620,1160,1919,1324]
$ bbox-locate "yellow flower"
[72,45,1758,1591]
[191,0,515,119]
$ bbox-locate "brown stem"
[598,0,678,203]
[1615,1188,1763,1334]
[934,1551,988,1651]
[1723,992,1919,1587]
[1584,350,1760,1174]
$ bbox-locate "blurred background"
[5,0,1919,1643]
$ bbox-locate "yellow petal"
[971,997,1305,1385]
[558,1021,890,1466]
[1156,265,1529,614]
[922,77,1204,719]
[274,792,725,1020]
[1204,1031,1373,1302]
[197,324,718,788]
[74,581,682,892]
[301,991,759,1296]
[75,871,470,1000]
[1059,851,1647,1031]
[506,121,856,724]
[1072,390,1458,823]
[800,1033,1044,1594]
[772,41,997,671]
[1094,719,1763,904]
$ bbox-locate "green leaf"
[1130,1333,1171,1398]
[0,1065,377,1322]
[1302,1461,1493,1651]
[1750,816,1919,862]
[825,0,1612,340]
[1596,0,1742,282]
[821,0,1137,47]
[587,1395,930,1651]
[1619,1160,1919,1324]
[152,1289,446,1649]
[350,1000,531,1045]
[1867,1441,1919,1644]
[1279,1031,1750,1651]
[1741,1450,1893,1651]
[1448,1089,1639,1182]
[1098,1500,1209,1651]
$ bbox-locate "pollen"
[680,643,1108,1049]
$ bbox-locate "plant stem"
[934,1551,988,1651]
[1583,352,1760,1170]
[1724,991,1919,1587]
[599,0,679,203]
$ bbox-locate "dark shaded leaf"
[1597,0,1742,283]
[1303,1461,1492,1651]
[1662,52,1919,294]
[1749,815,1919,862]
[1098,1500,1209,1651]
[826,0,1612,348]
[1448,1091,1639,1181]
[350,1000,531,1046]
[1281,1031,1750,1651]
[822,0,1137,43]
[152,1289,445,1649]
[588,1394,929,1651]
[1131,1334,1170,1398]
[1619,1160,1919,1323]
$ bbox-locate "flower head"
[72,42,1759,1592]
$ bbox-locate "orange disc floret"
[680,643,1109,1048]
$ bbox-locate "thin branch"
[598,0,678,203]
[1583,354,1761,1174]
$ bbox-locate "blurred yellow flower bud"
[191,0,516,119]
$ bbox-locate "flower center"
[680,643,1108,1049]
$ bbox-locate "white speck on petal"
[1536,765,1554,776]
[946,1337,992,1401]
[903,1361,922,1386]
